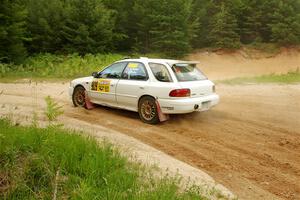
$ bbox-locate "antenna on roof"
[123,57,130,60]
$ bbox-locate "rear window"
[171,64,207,82]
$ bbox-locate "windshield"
[171,64,207,82]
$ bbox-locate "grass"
[44,96,64,124]
[219,70,300,85]
[0,118,208,200]
[0,53,164,82]
[0,53,124,80]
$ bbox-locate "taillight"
[169,89,191,97]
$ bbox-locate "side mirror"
[92,72,98,78]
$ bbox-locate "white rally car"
[69,57,219,124]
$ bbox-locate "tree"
[269,0,300,45]
[103,0,135,51]
[208,3,240,48]
[60,0,116,54]
[0,0,28,63]
[133,0,198,57]
[27,0,66,53]
[26,0,117,55]
[236,0,262,44]
[191,0,212,48]
[2,0,300,61]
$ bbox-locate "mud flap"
[155,100,169,122]
[85,91,95,110]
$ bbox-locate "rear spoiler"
[169,61,200,66]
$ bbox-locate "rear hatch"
[179,80,214,98]
[171,63,214,98]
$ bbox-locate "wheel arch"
[73,84,86,93]
[138,94,156,107]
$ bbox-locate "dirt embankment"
[187,47,300,80]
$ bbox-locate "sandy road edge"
[62,116,235,199]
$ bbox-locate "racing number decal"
[91,79,111,93]
[98,79,110,92]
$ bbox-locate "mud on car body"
[69,57,219,124]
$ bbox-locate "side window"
[99,62,127,79]
[122,62,148,81]
[149,63,172,82]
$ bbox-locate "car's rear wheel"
[138,96,159,124]
[72,86,86,108]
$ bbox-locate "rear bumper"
[158,94,219,114]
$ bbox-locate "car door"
[116,62,149,111]
[89,62,127,107]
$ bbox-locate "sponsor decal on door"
[91,79,111,93]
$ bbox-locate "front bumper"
[158,94,219,114]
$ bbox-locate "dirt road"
[0,82,299,200]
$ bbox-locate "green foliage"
[61,0,117,54]
[193,0,300,48]
[208,3,241,49]
[132,0,197,57]
[0,0,28,63]
[190,0,211,48]
[27,0,117,55]
[0,118,207,199]
[103,0,135,51]
[237,0,262,44]
[269,0,300,45]
[0,53,124,79]
[26,0,66,53]
[1,0,300,62]
[44,96,64,123]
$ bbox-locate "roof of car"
[117,57,199,66]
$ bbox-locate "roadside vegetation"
[0,118,210,200]
[0,54,124,80]
[219,70,300,85]
[0,53,163,81]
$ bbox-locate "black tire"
[138,96,159,124]
[72,86,86,108]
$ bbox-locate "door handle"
[111,84,115,87]
[139,86,144,89]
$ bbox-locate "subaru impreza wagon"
[69,57,219,124]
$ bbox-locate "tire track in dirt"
[64,102,300,199]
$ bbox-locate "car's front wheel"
[138,96,159,124]
[72,86,86,108]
